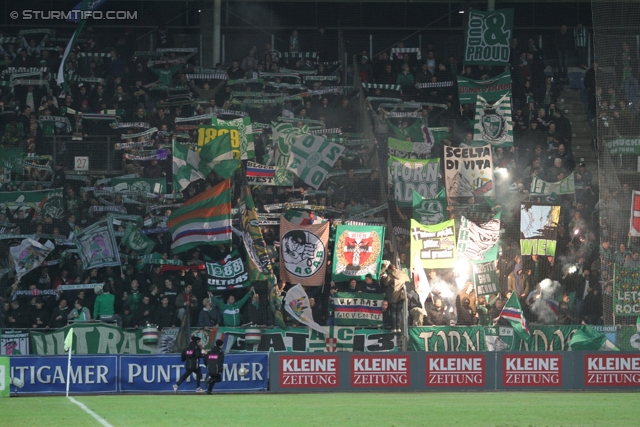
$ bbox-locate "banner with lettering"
[613,265,640,317]
[279,216,330,286]
[520,204,560,257]
[409,326,487,352]
[473,262,499,297]
[457,71,512,104]
[388,156,441,207]
[604,137,640,155]
[332,225,385,281]
[529,173,576,196]
[333,292,385,326]
[205,250,250,290]
[388,137,433,159]
[29,324,154,355]
[0,189,65,219]
[410,219,456,269]
[464,9,514,66]
[444,145,494,198]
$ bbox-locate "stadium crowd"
[0,18,636,343]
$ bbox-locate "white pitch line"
[68,396,115,427]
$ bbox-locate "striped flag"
[309,326,354,352]
[167,179,232,254]
[499,292,531,344]
[172,140,206,192]
[57,0,91,92]
[474,93,513,147]
[630,190,640,237]
[546,299,560,316]
[287,135,345,189]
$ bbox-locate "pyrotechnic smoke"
[529,279,561,324]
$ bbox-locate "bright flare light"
[497,168,509,177]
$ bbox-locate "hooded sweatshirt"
[213,292,251,326]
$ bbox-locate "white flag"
[10,239,55,280]
[413,252,431,308]
[284,284,327,334]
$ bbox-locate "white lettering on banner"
[126,362,264,383]
[426,356,485,387]
[428,357,482,371]
[12,365,110,385]
[503,355,562,387]
[585,355,640,386]
[352,374,408,385]
[504,374,560,385]
[505,357,558,371]
[351,356,410,387]
[280,356,339,388]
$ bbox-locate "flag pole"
[65,344,72,397]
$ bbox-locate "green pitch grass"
[2,392,637,426]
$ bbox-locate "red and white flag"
[631,191,640,237]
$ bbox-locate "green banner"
[409,326,487,352]
[388,156,440,207]
[605,137,640,155]
[121,222,155,255]
[613,265,640,317]
[410,219,456,269]
[457,71,512,104]
[332,225,385,281]
[29,324,154,355]
[333,292,385,326]
[0,148,25,175]
[388,137,432,159]
[412,189,448,226]
[464,9,514,66]
[111,177,166,194]
[0,357,8,397]
[618,325,640,351]
[473,262,499,297]
[0,189,64,219]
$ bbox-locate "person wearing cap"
[204,339,225,394]
[174,336,204,393]
[574,162,592,190]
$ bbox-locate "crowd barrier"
[6,353,268,394]
[3,352,639,395]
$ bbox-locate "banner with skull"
[279,216,329,286]
[332,225,385,281]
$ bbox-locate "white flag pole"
[66,344,72,397]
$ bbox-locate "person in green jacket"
[148,53,195,87]
[212,287,254,327]
[93,284,122,327]
[396,63,414,94]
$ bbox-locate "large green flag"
[412,189,448,226]
[0,189,64,219]
[408,326,486,351]
[386,119,427,142]
[0,147,24,175]
[56,0,92,92]
[605,137,640,155]
[197,129,240,179]
[332,225,385,281]
[570,324,619,351]
[388,156,440,207]
[613,265,640,317]
[121,222,155,255]
[211,116,255,160]
[500,292,532,346]
[464,8,514,66]
[270,122,310,168]
[287,134,345,189]
[457,70,512,104]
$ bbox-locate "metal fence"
[42,135,122,175]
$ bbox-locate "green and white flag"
[387,119,429,142]
[172,140,206,192]
[388,137,433,159]
[0,148,25,175]
[287,134,345,189]
[457,71,512,104]
[473,262,499,297]
[309,326,355,352]
[73,218,121,270]
[388,156,440,207]
[197,129,240,179]
[412,189,448,226]
[570,324,619,351]
[473,93,513,147]
[605,137,640,156]
[270,122,310,168]
[121,223,155,255]
[211,116,255,160]
[456,213,501,264]
[530,173,575,196]
[57,0,91,92]
[464,8,514,66]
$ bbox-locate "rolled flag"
[413,252,431,308]
[10,239,55,280]
[64,328,74,352]
[284,284,327,334]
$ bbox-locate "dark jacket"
[198,306,223,327]
[155,304,176,329]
